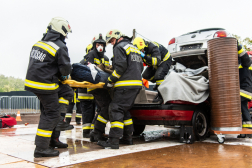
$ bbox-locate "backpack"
[0,115,17,128]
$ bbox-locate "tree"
[0,74,25,92]
[233,34,252,51]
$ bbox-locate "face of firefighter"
[110,38,116,45]
[96,43,104,52]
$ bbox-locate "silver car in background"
[168,28,232,68]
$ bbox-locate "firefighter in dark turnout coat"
[133,37,172,102]
[97,29,143,149]
[238,43,252,130]
[25,17,74,157]
[79,34,110,138]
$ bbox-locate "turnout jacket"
[142,41,172,67]
[108,37,143,89]
[25,30,71,94]
[83,49,109,66]
[238,43,252,98]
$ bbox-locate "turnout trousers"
[142,59,172,86]
[66,102,81,123]
[90,89,112,133]
[35,84,73,149]
[109,88,140,138]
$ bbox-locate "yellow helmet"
[48,17,72,36]
[86,44,93,54]
[105,29,123,43]
[133,37,146,50]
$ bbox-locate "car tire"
[192,108,209,141]
[133,124,146,136]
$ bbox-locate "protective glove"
[140,51,145,58]
[60,75,69,81]
[103,80,113,89]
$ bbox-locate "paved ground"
[0,114,252,168]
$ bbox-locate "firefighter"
[133,37,172,102]
[65,88,82,125]
[25,17,73,157]
[79,35,110,138]
[237,43,252,138]
[97,29,143,149]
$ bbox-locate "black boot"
[119,134,133,145]
[50,138,68,148]
[55,116,74,131]
[90,129,107,142]
[76,118,81,125]
[97,137,119,149]
[65,118,71,124]
[34,147,59,158]
[83,129,91,138]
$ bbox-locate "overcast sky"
[0,0,251,79]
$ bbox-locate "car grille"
[180,43,203,51]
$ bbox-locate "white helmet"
[105,29,123,43]
[48,17,72,36]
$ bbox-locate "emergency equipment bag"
[0,115,17,128]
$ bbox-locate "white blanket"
[158,71,209,103]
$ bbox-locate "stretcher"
[62,80,104,88]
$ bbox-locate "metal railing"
[0,96,40,115]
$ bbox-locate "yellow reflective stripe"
[91,124,94,129]
[108,77,112,82]
[149,76,155,81]
[163,52,171,61]
[97,115,108,124]
[83,126,92,130]
[25,79,59,90]
[152,57,157,66]
[239,65,243,69]
[87,88,96,92]
[156,80,164,85]
[94,58,101,64]
[65,113,72,118]
[59,97,69,105]
[152,42,160,47]
[112,70,121,79]
[114,80,142,87]
[36,129,52,138]
[34,41,57,56]
[238,65,252,70]
[76,114,82,118]
[240,92,252,100]
[101,58,105,64]
[124,119,133,126]
[74,92,77,103]
[242,124,252,128]
[238,48,244,54]
[78,96,94,100]
[111,121,124,129]
[105,61,109,66]
[126,47,141,55]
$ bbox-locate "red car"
[130,89,210,141]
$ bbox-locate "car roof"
[181,28,225,36]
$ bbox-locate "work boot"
[76,118,81,125]
[83,129,91,138]
[55,116,74,131]
[119,134,133,145]
[50,138,68,148]
[237,134,246,138]
[34,147,59,158]
[65,118,71,124]
[97,137,119,149]
[90,129,107,142]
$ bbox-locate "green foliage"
[0,74,25,92]
[233,34,252,51]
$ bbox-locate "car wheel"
[192,109,209,141]
[133,124,146,136]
